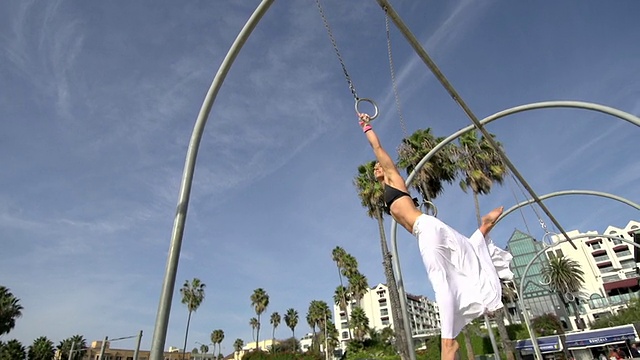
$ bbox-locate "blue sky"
[1,0,639,354]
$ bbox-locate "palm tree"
[340,253,359,279]
[199,344,209,359]
[331,247,352,341]
[250,288,269,350]
[0,339,26,360]
[456,130,508,224]
[543,255,586,330]
[28,336,55,360]
[249,317,259,344]
[212,329,224,359]
[233,339,244,359]
[270,312,280,352]
[180,278,206,359]
[0,286,23,336]
[353,160,410,360]
[57,335,87,360]
[349,307,369,341]
[455,129,509,360]
[397,128,457,212]
[284,308,299,351]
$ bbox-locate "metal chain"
[384,7,408,139]
[315,0,359,101]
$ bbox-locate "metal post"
[68,342,75,360]
[134,330,143,360]
[375,0,579,249]
[484,315,500,359]
[148,1,275,359]
[99,336,108,360]
[325,312,329,360]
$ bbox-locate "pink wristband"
[362,124,372,133]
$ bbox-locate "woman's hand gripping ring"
[355,98,379,121]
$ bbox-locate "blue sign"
[515,336,561,353]
[565,325,637,349]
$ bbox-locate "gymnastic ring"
[355,98,379,121]
[539,274,551,286]
[564,292,575,302]
[422,201,438,217]
[542,232,559,246]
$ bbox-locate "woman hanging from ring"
[358,112,513,360]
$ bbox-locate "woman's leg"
[441,338,459,360]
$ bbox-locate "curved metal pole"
[500,190,640,223]
[149,2,275,359]
[388,101,640,359]
[518,234,640,360]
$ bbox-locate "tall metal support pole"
[375,0,576,249]
[388,100,639,360]
[99,336,108,359]
[68,342,75,360]
[148,1,275,359]
[134,330,143,360]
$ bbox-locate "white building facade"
[549,220,640,328]
[333,283,440,349]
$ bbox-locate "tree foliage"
[591,298,640,329]
[28,336,55,360]
[0,286,23,336]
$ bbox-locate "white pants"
[413,214,513,339]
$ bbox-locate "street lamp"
[195,341,215,360]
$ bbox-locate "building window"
[380,308,388,316]
[617,249,632,257]
[599,265,615,273]
[547,251,555,259]
[592,243,602,250]
[342,331,349,339]
[555,249,564,257]
[594,254,610,262]
[620,259,637,269]
[379,299,387,307]
[613,239,623,245]
[381,319,390,325]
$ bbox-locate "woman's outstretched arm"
[359,113,396,174]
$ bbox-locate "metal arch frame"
[390,102,640,359]
[499,190,640,224]
[517,234,640,360]
[149,1,275,359]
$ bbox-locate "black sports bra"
[383,184,420,215]
[384,184,411,208]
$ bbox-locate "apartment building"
[333,283,440,349]
[549,220,640,328]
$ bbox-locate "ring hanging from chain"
[315,0,378,120]
[355,98,379,121]
[421,200,438,217]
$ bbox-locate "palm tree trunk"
[336,268,353,342]
[376,213,411,360]
[495,309,515,360]
[182,311,192,360]
[256,317,261,350]
[571,300,583,330]
[472,192,481,227]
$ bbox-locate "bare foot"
[480,206,503,236]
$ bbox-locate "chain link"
[384,8,408,139]
[315,0,359,101]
